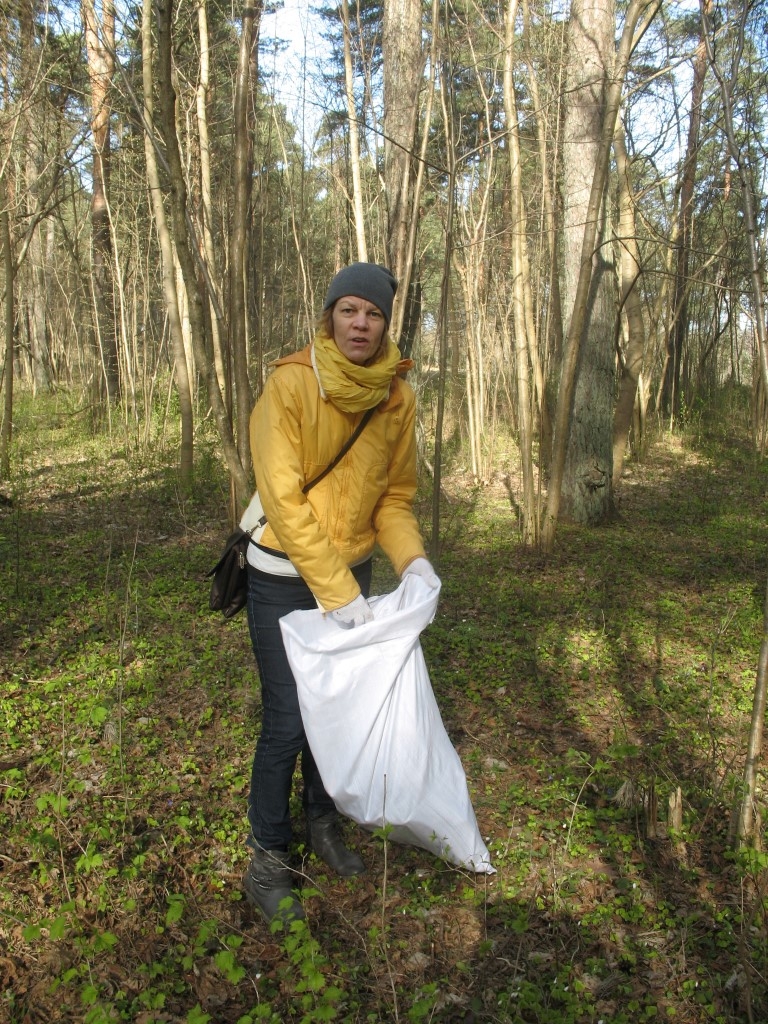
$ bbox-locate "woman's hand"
[330,594,374,628]
[402,557,440,589]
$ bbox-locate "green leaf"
[186,1004,211,1024]
[49,916,69,940]
[165,894,186,925]
[80,983,99,1007]
[91,705,109,726]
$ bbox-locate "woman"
[240,263,439,924]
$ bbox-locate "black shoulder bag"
[206,407,376,619]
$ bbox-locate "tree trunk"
[0,176,13,480]
[700,0,768,399]
[141,0,193,485]
[431,51,457,562]
[82,0,119,404]
[230,0,261,495]
[383,0,424,352]
[559,0,615,526]
[341,0,368,263]
[25,166,51,394]
[541,0,660,551]
[154,0,249,498]
[197,0,226,396]
[522,0,561,454]
[660,15,708,421]
[611,120,646,488]
[739,573,768,845]
[696,0,768,843]
[504,0,538,545]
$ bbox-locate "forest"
[1,0,768,1021]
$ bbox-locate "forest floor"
[1,390,768,1024]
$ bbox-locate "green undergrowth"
[1,391,768,1023]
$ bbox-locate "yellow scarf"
[312,329,409,412]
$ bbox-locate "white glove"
[330,594,374,628]
[402,557,440,589]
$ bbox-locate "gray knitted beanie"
[323,263,398,325]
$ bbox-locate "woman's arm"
[250,372,363,610]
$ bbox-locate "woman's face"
[331,296,387,365]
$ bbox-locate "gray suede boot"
[307,812,366,876]
[243,847,305,925]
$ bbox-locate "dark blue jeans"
[246,560,372,850]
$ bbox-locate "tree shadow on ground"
[2,425,767,1022]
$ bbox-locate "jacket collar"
[272,344,406,411]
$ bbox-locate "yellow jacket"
[249,345,426,610]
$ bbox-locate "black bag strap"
[301,406,376,494]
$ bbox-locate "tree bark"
[154,0,249,498]
[696,0,768,844]
[611,120,646,488]
[383,0,424,351]
[660,15,708,422]
[82,0,119,403]
[230,0,261,492]
[19,0,51,394]
[542,0,660,551]
[504,0,538,544]
[197,0,226,396]
[141,0,193,485]
[522,0,564,396]
[431,41,457,562]
[0,175,13,480]
[700,0,768,398]
[341,0,368,263]
[559,0,615,526]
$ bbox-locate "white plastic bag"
[280,574,495,874]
